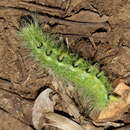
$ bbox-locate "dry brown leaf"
[44,112,85,130]
[32,88,86,130]
[32,88,55,130]
[113,82,130,97]
[96,82,130,122]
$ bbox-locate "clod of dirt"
[0,110,33,130]
[0,88,33,125]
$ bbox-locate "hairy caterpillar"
[19,21,113,112]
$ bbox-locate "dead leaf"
[113,82,130,97]
[32,88,55,130]
[43,112,85,130]
[32,88,86,130]
[95,82,130,122]
[93,121,124,128]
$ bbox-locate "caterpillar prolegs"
[19,21,113,112]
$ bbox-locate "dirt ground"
[0,0,130,130]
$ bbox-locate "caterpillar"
[19,20,113,112]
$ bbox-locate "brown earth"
[0,0,130,130]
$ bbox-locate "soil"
[0,0,130,130]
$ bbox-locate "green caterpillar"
[19,21,113,112]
